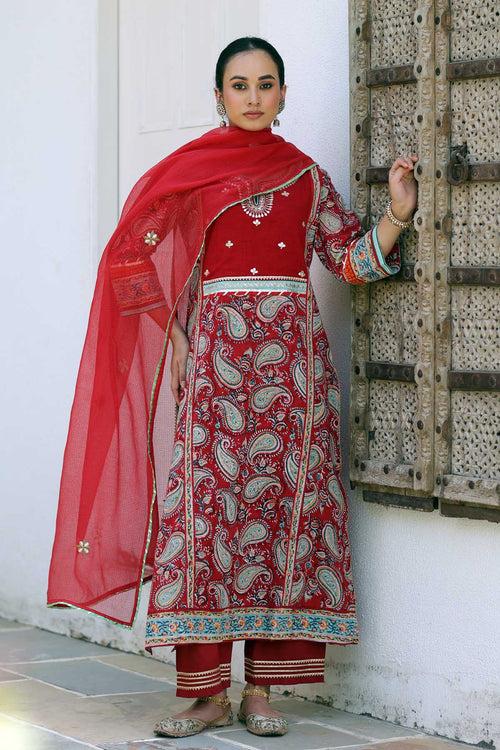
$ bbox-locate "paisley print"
[216,304,249,340]
[213,530,233,573]
[256,295,295,322]
[238,521,269,552]
[243,475,281,503]
[217,489,238,524]
[213,346,243,389]
[154,571,184,609]
[247,431,282,463]
[195,516,211,538]
[192,424,208,446]
[250,385,291,413]
[156,532,185,565]
[144,164,388,649]
[162,478,184,516]
[213,397,245,433]
[316,566,343,608]
[214,439,239,480]
[235,563,273,593]
[322,523,342,561]
[292,359,307,398]
[254,341,288,373]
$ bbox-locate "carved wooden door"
[349,0,499,521]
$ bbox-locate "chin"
[232,117,272,131]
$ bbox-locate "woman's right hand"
[169,319,190,406]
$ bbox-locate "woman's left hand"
[388,154,419,221]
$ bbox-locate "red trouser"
[174,639,326,697]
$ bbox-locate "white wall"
[0,2,498,748]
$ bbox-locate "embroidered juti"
[144,163,401,689]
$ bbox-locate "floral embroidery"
[281,190,290,197]
[77,540,90,554]
[250,267,258,275]
[144,231,159,246]
[277,242,286,249]
[204,269,210,276]
[241,192,274,218]
[252,219,261,226]
[225,240,234,248]
[298,271,306,277]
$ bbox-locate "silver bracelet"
[385,200,413,229]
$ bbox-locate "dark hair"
[215,36,285,90]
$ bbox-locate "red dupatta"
[47,123,317,627]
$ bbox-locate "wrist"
[390,200,413,223]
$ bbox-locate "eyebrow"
[229,74,276,81]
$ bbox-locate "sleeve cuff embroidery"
[347,227,401,283]
[372,224,401,276]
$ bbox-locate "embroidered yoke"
[145,165,400,650]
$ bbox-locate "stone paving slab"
[271,697,425,741]
[96,653,178,683]
[7,658,176,696]
[352,740,480,749]
[0,667,29,682]
[214,719,380,748]
[0,626,114,663]
[0,713,99,748]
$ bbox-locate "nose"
[247,87,261,105]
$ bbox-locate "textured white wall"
[0,2,498,748]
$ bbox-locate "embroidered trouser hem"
[174,639,326,697]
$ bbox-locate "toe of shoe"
[245,713,288,736]
[154,716,206,737]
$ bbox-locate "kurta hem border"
[145,609,359,647]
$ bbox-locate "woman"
[47,36,418,740]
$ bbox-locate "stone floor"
[0,616,481,750]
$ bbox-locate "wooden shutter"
[349,0,499,521]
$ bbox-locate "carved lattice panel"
[451,288,500,370]
[451,184,499,265]
[434,0,499,516]
[451,392,500,480]
[349,0,435,497]
[449,0,499,62]
[370,282,418,363]
[368,382,418,464]
[350,0,499,519]
[370,84,419,165]
[450,79,500,163]
[370,0,418,67]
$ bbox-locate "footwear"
[237,686,288,736]
[154,694,233,738]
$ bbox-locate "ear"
[280,83,287,99]
[214,87,222,102]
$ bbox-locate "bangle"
[385,200,413,229]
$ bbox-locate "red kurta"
[145,165,400,650]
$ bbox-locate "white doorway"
[117,0,260,205]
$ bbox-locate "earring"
[216,100,227,127]
[273,99,285,127]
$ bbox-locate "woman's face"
[215,49,286,131]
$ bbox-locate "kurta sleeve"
[312,166,401,284]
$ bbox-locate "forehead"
[223,49,278,78]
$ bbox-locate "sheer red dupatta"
[47,124,317,627]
